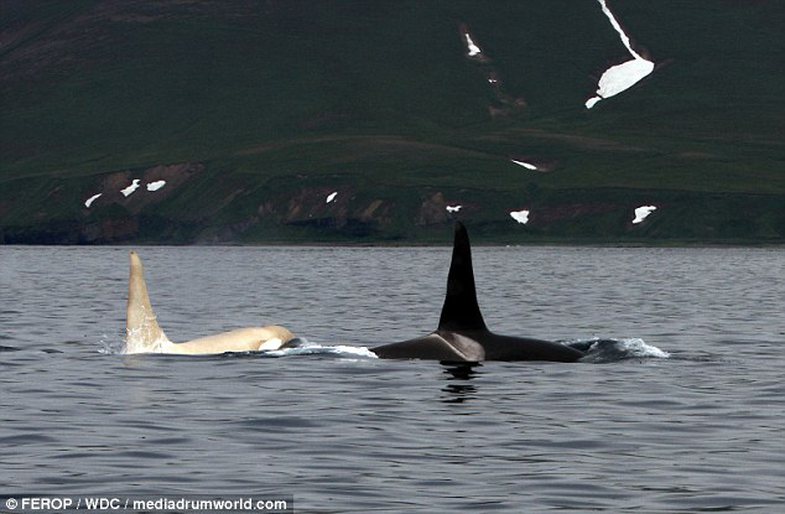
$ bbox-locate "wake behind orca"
[372,222,585,362]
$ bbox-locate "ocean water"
[1,245,783,513]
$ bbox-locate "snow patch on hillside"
[84,193,102,208]
[586,0,654,109]
[633,205,657,224]
[464,32,482,57]
[511,159,538,171]
[146,180,166,192]
[510,210,530,224]
[121,179,141,197]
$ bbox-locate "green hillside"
[1,0,783,244]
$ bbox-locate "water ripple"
[1,246,783,512]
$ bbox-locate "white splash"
[632,205,657,224]
[328,345,379,358]
[511,159,538,171]
[97,335,124,355]
[121,179,141,197]
[573,337,671,362]
[84,193,102,208]
[267,343,379,359]
[618,338,670,358]
[326,191,338,204]
[464,33,482,57]
[146,180,166,192]
[586,0,654,109]
[446,205,462,213]
[510,210,530,224]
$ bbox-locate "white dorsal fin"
[125,251,171,353]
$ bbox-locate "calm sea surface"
[1,245,783,513]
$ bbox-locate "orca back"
[437,222,487,332]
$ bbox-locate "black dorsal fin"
[437,222,487,332]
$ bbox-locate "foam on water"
[100,336,664,364]
[265,342,378,359]
[618,337,670,358]
[97,336,122,355]
[567,337,670,363]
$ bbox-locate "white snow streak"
[598,0,644,60]
[586,0,654,109]
[511,159,538,171]
[464,33,482,57]
[84,193,102,208]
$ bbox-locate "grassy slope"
[1,0,783,243]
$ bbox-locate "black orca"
[371,222,585,362]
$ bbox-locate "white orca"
[372,222,585,362]
[124,251,296,355]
